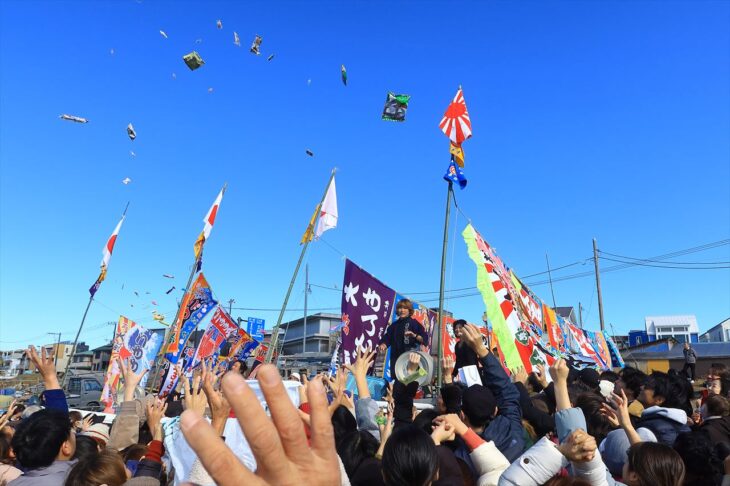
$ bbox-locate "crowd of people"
[2,322,730,486]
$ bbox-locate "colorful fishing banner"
[462,223,616,372]
[462,224,525,370]
[102,317,162,408]
[604,332,625,368]
[122,323,163,389]
[164,273,217,364]
[101,316,138,412]
[187,307,239,371]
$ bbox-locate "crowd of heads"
[2,335,730,486]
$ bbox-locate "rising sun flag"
[194,185,226,260]
[89,211,126,297]
[439,88,472,168]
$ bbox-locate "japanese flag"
[101,215,125,268]
[315,177,337,239]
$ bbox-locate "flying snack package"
[233,32,240,46]
[122,177,131,185]
[127,123,136,141]
[250,35,262,55]
[216,20,222,29]
[341,65,347,86]
[183,51,205,70]
[160,30,168,39]
[305,149,314,157]
[60,114,89,123]
[166,286,176,294]
[267,54,275,61]
[382,92,411,122]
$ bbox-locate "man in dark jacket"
[682,342,697,383]
[378,299,429,380]
[452,324,525,472]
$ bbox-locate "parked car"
[64,374,104,411]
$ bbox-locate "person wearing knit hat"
[80,423,110,447]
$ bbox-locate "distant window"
[84,380,102,392]
[68,378,81,395]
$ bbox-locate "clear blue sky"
[1,0,728,350]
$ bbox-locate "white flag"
[315,177,337,239]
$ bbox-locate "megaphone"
[394,350,435,386]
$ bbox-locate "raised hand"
[118,358,149,402]
[558,429,597,462]
[406,352,421,375]
[146,397,168,440]
[442,356,455,385]
[28,346,60,390]
[181,367,207,416]
[344,347,376,378]
[430,421,456,445]
[460,325,488,358]
[80,414,94,432]
[512,366,528,385]
[180,364,341,486]
[548,358,569,383]
[201,361,231,433]
[433,413,469,436]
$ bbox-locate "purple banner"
[340,259,397,366]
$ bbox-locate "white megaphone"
[394,350,435,386]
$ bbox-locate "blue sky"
[1,0,728,350]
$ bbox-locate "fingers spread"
[222,370,288,478]
[307,377,337,461]
[257,365,311,463]
[180,410,259,486]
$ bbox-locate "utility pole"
[545,254,557,308]
[593,238,606,331]
[303,264,310,354]
[578,302,584,328]
[47,333,61,370]
[228,298,235,314]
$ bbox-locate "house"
[628,315,699,347]
[69,351,94,371]
[41,342,76,374]
[699,318,730,343]
[622,338,730,377]
[555,307,578,325]
[91,344,113,372]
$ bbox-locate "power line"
[598,255,730,270]
[598,249,730,265]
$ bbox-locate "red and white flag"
[194,186,226,259]
[439,88,472,145]
[90,213,126,296]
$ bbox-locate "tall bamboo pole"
[265,169,336,364]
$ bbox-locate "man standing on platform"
[682,342,697,383]
[378,298,429,380]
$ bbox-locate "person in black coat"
[378,299,429,380]
[452,319,478,376]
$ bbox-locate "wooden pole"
[593,238,606,331]
[265,169,336,364]
[62,202,129,387]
